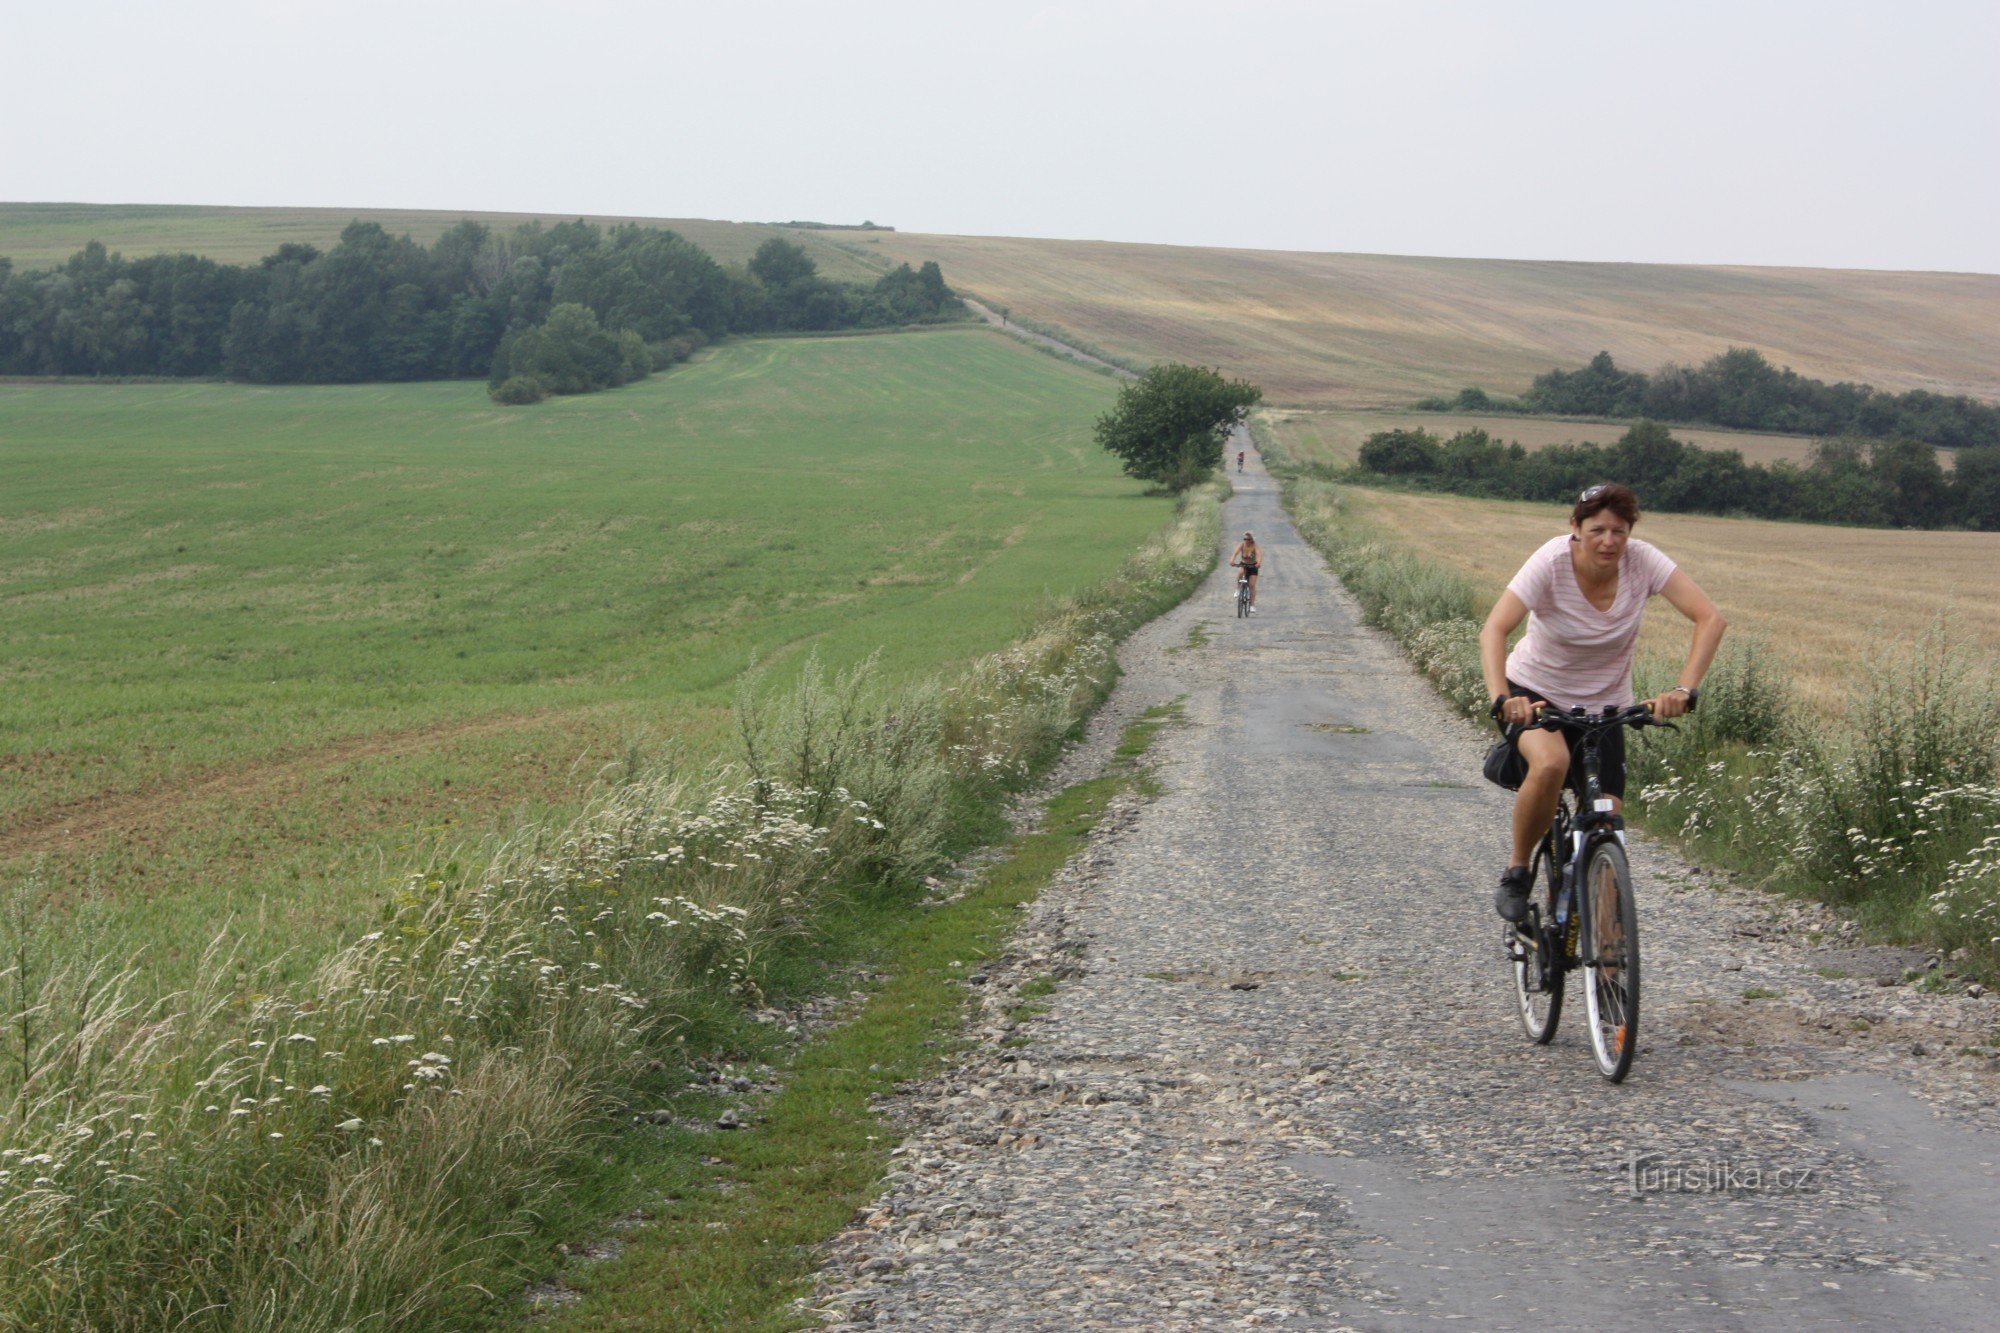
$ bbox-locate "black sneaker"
[1495,866,1532,922]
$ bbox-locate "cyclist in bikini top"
[1229,531,1261,612]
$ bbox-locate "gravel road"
[804,439,2000,1329]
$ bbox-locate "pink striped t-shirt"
[1503,535,1678,710]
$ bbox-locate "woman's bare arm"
[1479,589,1529,708]
[1643,570,1727,718]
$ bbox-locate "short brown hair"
[1572,482,1640,527]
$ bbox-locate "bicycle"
[1234,569,1251,617]
[1504,703,1674,1082]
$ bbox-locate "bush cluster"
[0,482,1222,1328]
[1356,421,2000,530]
[1416,348,2000,450]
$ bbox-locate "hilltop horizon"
[8,201,1999,406]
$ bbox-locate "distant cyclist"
[1237,450,1246,472]
[1478,483,1726,922]
[1229,531,1261,613]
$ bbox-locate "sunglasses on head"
[1578,484,1609,503]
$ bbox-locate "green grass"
[540,708,1177,1329]
[0,328,1165,989]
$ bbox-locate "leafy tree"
[859,261,963,325]
[1798,439,1889,526]
[1607,421,1689,499]
[1093,363,1262,491]
[747,238,817,290]
[1868,436,1948,528]
[551,226,730,341]
[1438,429,1514,482]
[1525,351,1648,416]
[491,302,632,396]
[1949,447,2000,530]
[490,374,545,405]
[1358,428,1442,474]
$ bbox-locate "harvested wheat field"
[860,230,2000,407]
[1263,409,1873,471]
[1346,486,2000,709]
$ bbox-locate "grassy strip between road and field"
[1258,425,2000,988]
[547,702,1182,1329]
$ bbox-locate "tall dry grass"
[0,482,1222,1329]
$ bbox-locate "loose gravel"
[801,443,2000,1329]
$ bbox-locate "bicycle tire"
[1580,838,1640,1082]
[1513,841,1565,1043]
[1236,583,1249,617]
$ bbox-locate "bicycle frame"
[1507,703,1664,1078]
[1553,719,1627,968]
[1511,708,1660,974]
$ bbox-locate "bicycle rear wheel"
[1580,839,1640,1082]
[1512,842,1565,1043]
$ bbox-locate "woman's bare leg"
[1510,728,1570,866]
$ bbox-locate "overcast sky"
[5,0,1995,273]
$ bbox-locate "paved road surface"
[808,437,2000,1329]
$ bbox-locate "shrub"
[1358,428,1442,475]
[489,374,546,405]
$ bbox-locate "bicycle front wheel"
[1580,839,1640,1082]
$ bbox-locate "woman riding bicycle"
[1229,531,1261,612]
[1478,483,1726,922]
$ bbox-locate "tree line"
[1356,421,2000,531]
[0,222,964,401]
[1417,348,2000,449]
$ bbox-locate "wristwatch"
[1670,685,1700,709]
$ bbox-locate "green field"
[0,327,1159,986]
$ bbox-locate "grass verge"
[546,703,1181,1329]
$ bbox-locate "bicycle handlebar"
[1528,703,1671,734]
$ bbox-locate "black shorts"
[1504,680,1627,800]
[1239,563,1259,576]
